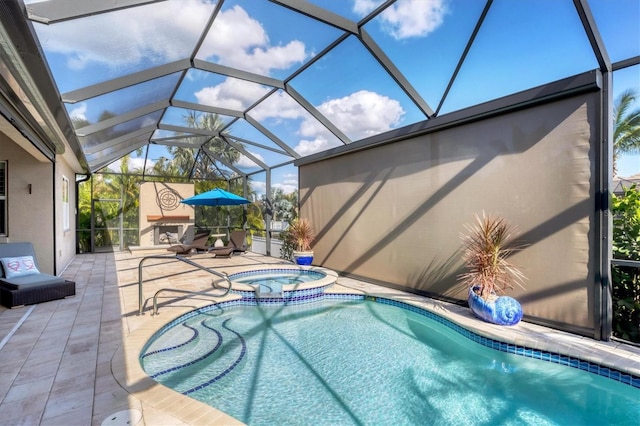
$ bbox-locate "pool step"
[141,318,246,394]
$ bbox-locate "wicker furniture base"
[0,280,76,308]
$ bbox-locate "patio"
[0,249,639,425]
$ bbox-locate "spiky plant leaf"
[289,218,315,251]
[459,212,526,299]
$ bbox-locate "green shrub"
[278,228,295,261]
[611,184,640,343]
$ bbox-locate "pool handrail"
[137,254,232,315]
[151,287,231,316]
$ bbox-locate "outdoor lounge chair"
[229,230,248,253]
[0,242,76,308]
[166,229,211,255]
[207,245,234,258]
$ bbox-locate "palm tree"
[105,153,143,219]
[170,111,242,179]
[150,156,180,180]
[613,88,640,176]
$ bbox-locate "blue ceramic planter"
[468,286,523,326]
[293,251,313,266]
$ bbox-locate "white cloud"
[69,103,87,121]
[195,78,270,110]
[250,174,296,196]
[107,161,120,172]
[36,1,213,71]
[141,116,158,128]
[272,182,297,195]
[281,173,298,186]
[248,91,345,156]
[298,115,330,139]
[249,91,304,122]
[107,157,151,173]
[353,0,384,15]
[198,4,267,62]
[200,5,308,75]
[250,180,266,195]
[316,90,404,140]
[294,136,335,157]
[250,89,404,156]
[236,151,265,168]
[355,0,449,39]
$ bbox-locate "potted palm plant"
[459,212,526,325]
[287,218,315,265]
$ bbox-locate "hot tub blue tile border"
[228,268,326,280]
[143,291,640,390]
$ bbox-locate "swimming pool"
[140,297,640,425]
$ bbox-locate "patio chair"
[207,245,235,258]
[0,242,76,308]
[229,230,248,253]
[166,229,211,255]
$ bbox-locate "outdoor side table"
[211,233,226,247]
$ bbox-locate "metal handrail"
[151,287,231,316]
[137,254,232,315]
[611,259,640,267]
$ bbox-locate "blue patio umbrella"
[180,188,251,206]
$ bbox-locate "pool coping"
[113,276,640,425]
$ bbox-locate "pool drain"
[101,409,142,426]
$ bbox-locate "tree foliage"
[613,88,640,176]
[77,111,255,250]
[611,184,640,343]
[271,189,299,260]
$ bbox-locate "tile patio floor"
[0,249,639,425]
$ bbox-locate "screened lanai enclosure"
[0,0,639,341]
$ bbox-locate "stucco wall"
[54,156,77,274]
[139,182,195,246]
[0,135,55,274]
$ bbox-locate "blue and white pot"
[468,286,523,326]
[293,250,314,266]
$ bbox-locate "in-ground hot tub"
[227,266,338,301]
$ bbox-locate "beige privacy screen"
[299,92,598,335]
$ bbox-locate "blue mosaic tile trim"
[231,283,332,299]
[141,322,198,359]
[374,296,640,389]
[324,293,366,301]
[235,292,329,306]
[182,318,247,395]
[150,320,223,379]
[186,293,363,315]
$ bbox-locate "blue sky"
[27,0,640,191]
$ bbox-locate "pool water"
[141,299,639,425]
